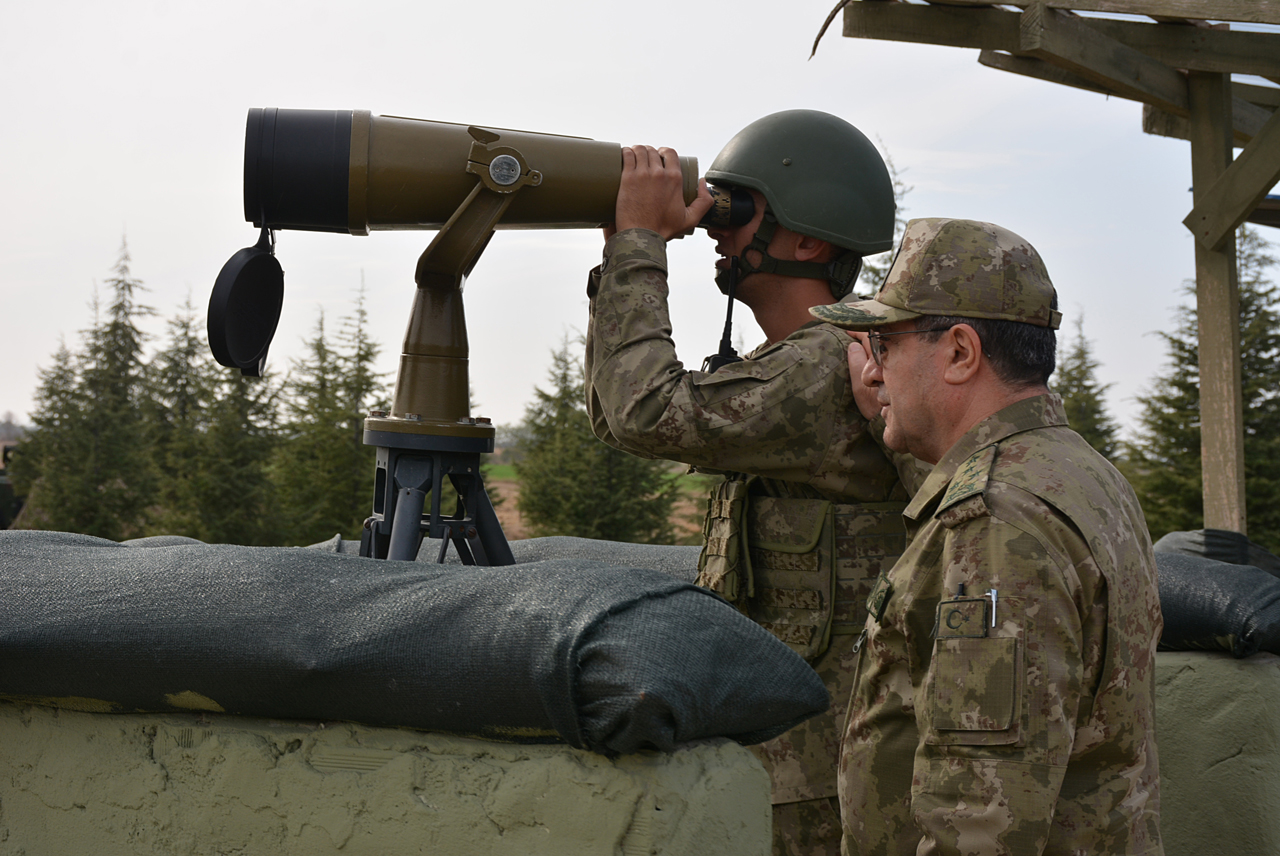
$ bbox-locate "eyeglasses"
[867,326,953,366]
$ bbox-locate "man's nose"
[861,354,883,385]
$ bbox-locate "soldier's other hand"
[846,334,882,421]
[614,146,714,241]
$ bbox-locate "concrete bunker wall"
[1157,651,1280,856]
[1,652,1278,854]
[0,701,771,855]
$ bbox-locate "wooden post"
[1187,71,1246,533]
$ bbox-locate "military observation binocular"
[212,108,754,376]
[243,107,752,237]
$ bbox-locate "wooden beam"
[1019,3,1188,114]
[842,2,1280,79]
[1187,71,1246,534]
[1086,18,1280,79]
[923,0,1280,26]
[843,1,1022,51]
[1141,98,1275,146]
[1235,82,1280,108]
[978,49,1277,145]
[1248,197,1280,229]
[849,4,1278,135]
[1142,103,1190,141]
[978,49,1117,96]
[1184,106,1280,250]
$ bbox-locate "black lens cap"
[208,228,284,377]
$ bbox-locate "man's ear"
[941,324,983,385]
[794,234,835,263]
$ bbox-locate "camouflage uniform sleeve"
[912,487,1100,855]
[866,413,932,498]
[583,228,867,482]
[583,260,636,457]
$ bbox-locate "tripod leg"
[449,527,477,565]
[387,487,427,561]
[469,476,514,566]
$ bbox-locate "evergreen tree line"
[8,241,388,546]
[1057,225,1280,553]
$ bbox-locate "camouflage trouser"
[772,796,842,856]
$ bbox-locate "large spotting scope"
[243,108,704,235]
[211,108,734,376]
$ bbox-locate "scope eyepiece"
[699,184,755,230]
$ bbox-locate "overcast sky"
[3,1,1273,435]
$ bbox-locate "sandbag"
[1153,528,1280,578]
[0,530,827,755]
[307,533,703,583]
[1155,550,1280,658]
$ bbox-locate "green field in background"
[484,463,517,481]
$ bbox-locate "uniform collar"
[904,393,1067,522]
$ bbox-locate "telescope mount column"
[360,128,542,565]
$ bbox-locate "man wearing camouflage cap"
[584,112,926,855]
[811,218,1163,855]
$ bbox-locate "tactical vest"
[696,475,907,661]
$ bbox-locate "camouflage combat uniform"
[585,228,924,856]
[840,393,1162,856]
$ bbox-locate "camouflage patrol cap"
[809,218,1063,331]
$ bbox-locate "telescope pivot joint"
[465,127,543,194]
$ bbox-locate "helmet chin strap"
[714,210,863,301]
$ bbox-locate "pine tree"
[0,412,24,442]
[7,343,90,531]
[81,240,157,538]
[516,340,677,543]
[1054,316,1120,460]
[271,313,347,544]
[1127,226,1280,551]
[144,297,218,537]
[11,240,156,539]
[196,369,282,545]
[271,287,388,545]
[332,285,389,529]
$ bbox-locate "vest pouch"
[746,496,836,661]
[831,502,909,638]
[695,476,753,610]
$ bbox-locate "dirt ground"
[489,480,529,540]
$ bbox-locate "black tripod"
[360,433,512,564]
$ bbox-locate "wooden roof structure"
[828,0,1280,536]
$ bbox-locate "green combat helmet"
[706,109,896,301]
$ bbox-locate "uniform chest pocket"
[924,596,1025,747]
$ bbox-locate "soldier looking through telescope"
[583,110,926,856]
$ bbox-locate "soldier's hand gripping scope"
[211,107,724,375]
